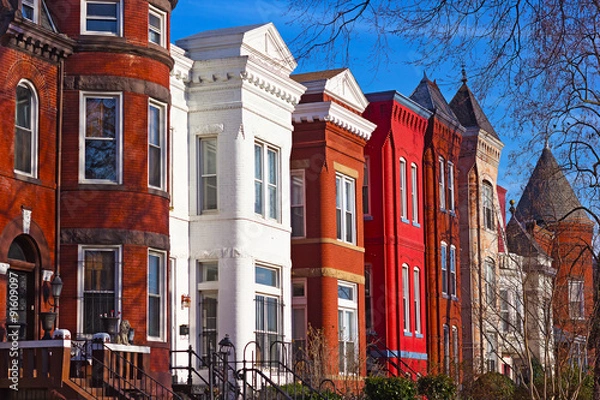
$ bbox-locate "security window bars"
[82,248,119,335]
[199,292,218,359]
[255,295,282,362]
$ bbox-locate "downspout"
[55,57,64,327]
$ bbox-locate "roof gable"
[292,68,369,113]
[176,23,297,73]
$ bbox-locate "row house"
[362,91,431,376]
[289,68,375,377]
[410,76,465,379]
[169,23,306,376]
[1,0,178,396]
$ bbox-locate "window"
[199,138,217,211]
[411,163,419,224]
[148,5,165,46]
[336,173,356,244]
[148,101,166,189]
[256,294,282,361]
[449,245,457,297]
[441,242,448,295]
[199,292,217,360]
[256,265,279,287]
[255,142,279,220]
[338,282,358,374]
[81,93,122,183]
[443,324,450,374]
[402,264,410,332]
[439,157,446,209]
[80,247,120,336]
[482,181,495,230]
[15,82,38,177]
[198,262,218,282]
[452,326,459,381]
[399,158,407,220]
[515,290,523,333]
[365,265,373,330]
[486,333,498,372]
[148,251,165,340]
[485,259,496,307]
[500,290,510,332]
[22,0,35,21]
[292,280,307,360]
[291,170,305,237]
[569,280,584,319]
[82,1,122,35]
[414,267,421,334]
[363,159,370,215]
[448,162,455,211]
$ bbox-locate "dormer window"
[22,0,57,31]
[22,0,35,21]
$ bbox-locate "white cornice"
[293,101,376,140]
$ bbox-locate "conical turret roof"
[449,82,499,140]
[513,147,590,224]
[410,75,461,128]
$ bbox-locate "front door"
[6,269,35,340]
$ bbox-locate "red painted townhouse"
[290,68,375,380]
[410,76,465,379]
[363,91,431,377]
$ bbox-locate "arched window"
[15,81,38,177]
[482,181,495,230]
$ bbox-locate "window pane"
[149,254,160,295]
[338,285,353,301]
[268,186,277,219]
[148,296,160,337]
[88,3,117,17]
[149,13,161,29]
[203,139,217,175]
[254,144,263,180]
[255,266,278,287]
[268,149,277,184]
[15,128,32,174]
[87,19,117,33]
[200,262,218,282]
[149,146,161,187]
[86,98,116,138]
[84,250,115,291]
[148,105,160,145]
[16,85,32,129]
[85,139,117,180]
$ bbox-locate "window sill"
[415,333,423,339]
[364,215,373,221]
[401,218,410,224]
[14,172,40,184]
[412,222,421,228]
[403,331,412,337]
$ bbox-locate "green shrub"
[462,372,514,400]
[364,376,417,400]
[417,374,456,400]
[278,382,342,399]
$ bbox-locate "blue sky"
[171,0,521,199]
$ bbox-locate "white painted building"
[169,24,306,380]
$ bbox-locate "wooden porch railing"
[0,339,70,390]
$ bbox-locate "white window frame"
[148,5,166,47]
[147,250,166,341]
[148,100,166,190]
[22,0,37,22]
[79,92,123,184]
[402,264,410,333]
[255,264,282,362]
[441,242,448,295]
[413,267,421,334]
[292,279,307,353]
[291,169,306,238]
[439,157,446,210]
[449,245,457,297]
[447,162,455,212]
[411,163,419,225]
[77,246,122,338]
[399,158,408,221]
[569,280,585,320]
[338,281,358,375]
[198,137,218,212]
[81,0,123,36]
[254,141,280,220]
[14,80,39,178]
[336,173,356,244]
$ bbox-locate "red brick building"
[0,0,72,342]
[410,76,465,379]
[363,91,431,376]
[0,0,177,393]
[290,68,375,378]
